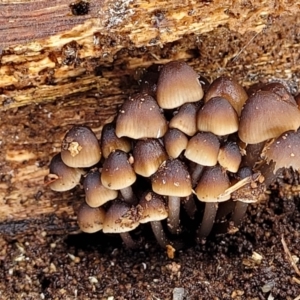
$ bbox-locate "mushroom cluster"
[46,61,300,249]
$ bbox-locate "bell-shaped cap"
[184,132,220,166]
[195,166,231,202]
[101,150,136,190]
[239,90,300,144]
[157,61,203,109]
[115,93,167,139]
[151,159,192,197]
[61,126,101,168]
[204,76,248,116]
[197,96,238,136]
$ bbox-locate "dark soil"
[0,171,300,300]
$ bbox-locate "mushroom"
[184,132,220,185]
[156,60,204,109]
[115,93,168,139]
[151,159,192,234]
[163,128,188,159]
[204,76,248,116]
[77,203,106,233]
[169,103,198,136]
[101,150,137,204]
[83,169,118,207]
[103,200,140,248]
[45,153,83,192]
[197,96,239,136]
[217,142,242,173]
[138,191,170,248]
[195,165,231,238]
[133,139,168,177]
[238,90,300,144]
[61,125,101,168]
[101,123,131,159]
[230,167,266,226]
[259,129,300,187]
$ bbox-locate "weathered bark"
[0,0,300,238]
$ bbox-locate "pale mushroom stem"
[191,164,204,187]
[120,186,137,204]
[168,196,181,234]
[231,201,248,226]
[150,221,169,248]
[197,202,218,238]
[183,195,197,219]
[120,232,138,248]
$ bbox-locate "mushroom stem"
[167,196,181,234]
[120,186,137,204]
[243,142,265,168]
[197,202,218,238]
[120,232,138,248]
[183,195,197,219]
[191,164,204,187]
[231,201,248,226]
[150,221,169,248]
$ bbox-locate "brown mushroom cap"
[239,90,300,144]
[47,153,82,192]
[83,169,118,207]
[77,203,106,233]
[197,96,239,136]
[169,103,198,136]
[204,76,248,116]
[133,139,168,177]
[195,166,231,202]
[102,201,140,233]
[138,191,168,223]
[156,61,204,109]
[61,126,101,168]
[184,132,220,166]
[151,159,192,197]
[101,150,136,190]
[115,93,168,139]
[262,130,300,173]
[217,142,242,173]
[163,128,188,159]
[101,123,131,159]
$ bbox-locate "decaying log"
[0,0,300,237]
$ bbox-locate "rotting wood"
[0,0,300,238]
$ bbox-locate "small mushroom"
[259,129,300,187]
[46,153,83,192]
[103,200,140,248]
[83,169,118,207]
[156,61,204,109]
[197,96,239,136]
[195,166,231,238]
[169,103,198,136]
[217,142,242,173]
[151,159,192,234]
[101,150,137,204]
[184,132,220,185]
[61,126,101,168]
[163,128,188,159]
[204,76,248,116]
[138,191,170,248]
[239,90,300,144]
[115,93,168,139]
[101,123,131,159]
[133,139,168,177]
[77,203,106,233]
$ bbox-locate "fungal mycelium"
[46,60,300,249]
